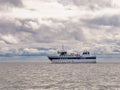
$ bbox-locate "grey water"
[0,55,120,90]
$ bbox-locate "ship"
[48,46,96,63]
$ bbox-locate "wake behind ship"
[48,47,96,63]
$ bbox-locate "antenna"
[62,45,64,51]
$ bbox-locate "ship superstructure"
[48,46,96,63]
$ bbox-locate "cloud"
[24,48,40,53]
[0,0,23,11]
[83,15,120,27]
[0,0,120,55]
[1,34,18,44]
[0,0,23,7]
[58,0,120,9]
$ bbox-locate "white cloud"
[1,0,79,20]
[24,48,40,53]
[24,21,39,30]
[1,34,18,44]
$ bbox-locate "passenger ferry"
[48,46,96,63]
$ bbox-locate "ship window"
[83,51,90,55]
[60,52,67,56]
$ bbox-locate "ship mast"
[62,45,64,51]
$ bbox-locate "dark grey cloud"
[0,0,23,8]
[58,0,112,10]
[82,15,120,27]
[113,47,120,53]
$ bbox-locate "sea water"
[0,55,120,90]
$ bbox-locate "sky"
[0,0,120,56]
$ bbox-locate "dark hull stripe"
[48,56,96,60]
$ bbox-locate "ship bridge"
[82,51,90,55]
[57,51,67,56]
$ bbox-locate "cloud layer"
[0,0,23,11]
[0,0,120,55]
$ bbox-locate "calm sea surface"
[0,55,120,90]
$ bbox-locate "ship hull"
[48,56,96,63]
